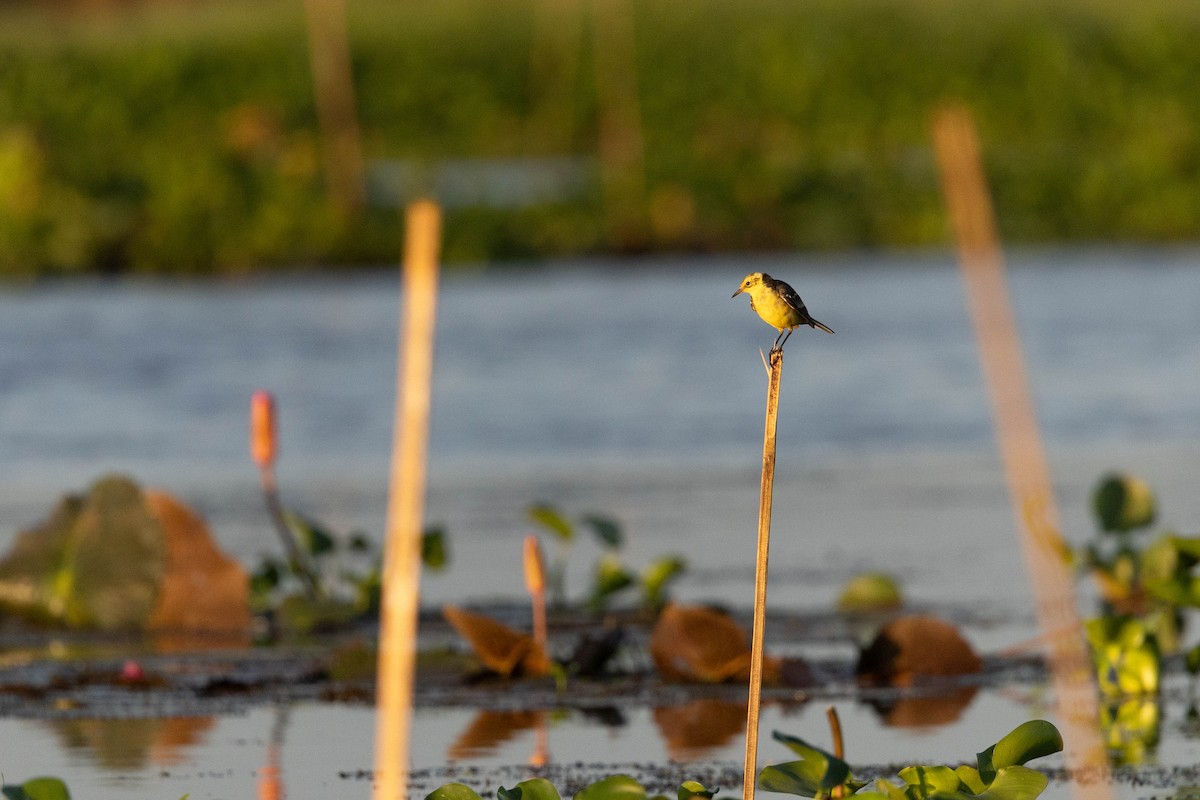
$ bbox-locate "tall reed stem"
[743,347,783,800]
[372,199,441,800]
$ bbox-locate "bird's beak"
[731,286,743,298]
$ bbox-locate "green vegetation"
[2,0,1200,275]
[420,720,1063,800]
[527,502,686,611]
[759,719,1063,800]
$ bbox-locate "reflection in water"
[865,686,979,728]
[448,710,548,762]
[257,706,290,800]
[653,699,748,761]
[49,716,214,770]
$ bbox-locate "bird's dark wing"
[765,276,808,315]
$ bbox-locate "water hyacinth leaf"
[422,526,449,571]
[836,572,903,613]
[976,720,1063,783]
[676,781,716,800]
[529,504,574,541]
[582,514,623,549]
[979,766,1050,800]
[869,779,907,800]
[425,783,485,800]
[760,732,856,795]
[589,554,635,609]
[2,778,72,800]
[499,778,562,800]
[954,765,986,794]
[284,512,335,557]
[573,774,646,800]
[896,765,961,797]
[758,759,854,798]
[642,556,687,608]
[1093,473,1156,533]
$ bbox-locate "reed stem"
[743,346,782,800]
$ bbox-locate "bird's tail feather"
[810,318,835,334]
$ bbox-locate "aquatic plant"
[0,776,71,800]
[758,719,1063,800]
[528,502,686,611]
[425,775,717,800]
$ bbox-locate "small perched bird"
[732,272,834,351]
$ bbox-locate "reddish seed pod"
[250,390,277,468]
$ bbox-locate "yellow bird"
[732,272,834,350]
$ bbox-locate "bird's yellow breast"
[747,286,802,330]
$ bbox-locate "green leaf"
[677,781,717,800]
[642,557,687,608]
[587,554,635,610]
[422,526,449,571]
[760,732,856,796]
[284,512,335,558]
[2,779,71,800]
[573,775,646,800]
[582,514,623,549]
[1093,473,1156,533]
[897,765,961,798]
[529,504,574,541]
[425,784,485,800]
[975,766,1050,800]
[954,766,985,795]
[976,721,1063,784]
[836,572,903,613]
[870,779,907,800]
[500,779,562,800]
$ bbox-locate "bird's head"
[732,272,767,298]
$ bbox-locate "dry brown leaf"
[443,605,551,678]
[856,613,982,686]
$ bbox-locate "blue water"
[0,248,1198,799]
[1,248,1196,477]
[1,248,1198,607]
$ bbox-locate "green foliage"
[676,782,717,800]
[1093,473,1157,534]
[5,0,1200,274]
[425,784,484,800]
[836,572,904,613]
[250,510,448,629]
[498,778,562,800]
[1079,472,1199,654]
[528,502,686,611]
[0,475,165,630]
[759,720,1062,800]
[422,526,450,572]
[2,776,71,800]
[1086,617,1160,697]
[428,776,714,800]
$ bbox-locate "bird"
[732,272,834,351]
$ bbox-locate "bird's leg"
[771,329,785,352]
[778,328,793,350]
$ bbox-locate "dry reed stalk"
[932,104,1112,797]
[372,200,442,800]
[743,347,783,800]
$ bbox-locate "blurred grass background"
[1,0,1198,276]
